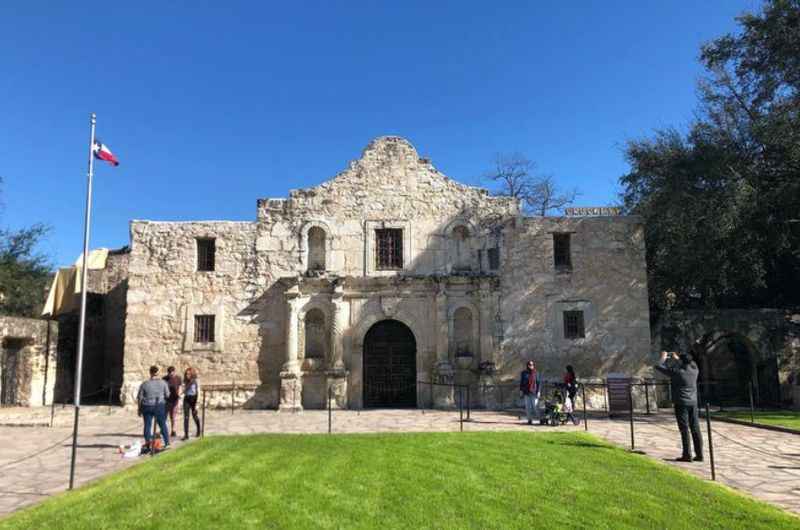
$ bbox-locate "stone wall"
[0,316,58,406]
[496,215,651,382]
[122,222,261,405]
[121,137,652,409]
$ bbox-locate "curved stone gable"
[258,136,519,223]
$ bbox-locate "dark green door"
[363,320,416,408]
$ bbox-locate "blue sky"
[0,1,758,267]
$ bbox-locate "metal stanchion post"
[603,383,609,417]
[50,399,56,428]
[328,386,332,434]
[466,385,471,421]
[749,380,755,424]
[628,382,635,451]
[201,390,207,438]
[644,380,651,415]
[459,387,464,432]
[582,383,588,432]
[705,401,716,481]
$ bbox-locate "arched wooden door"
[363,320,416,408]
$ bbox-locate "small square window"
[197,238,216,272]
[375,228,403,270]
[553,233,572,271]
[563,310,585,339]
[194,315,215,343]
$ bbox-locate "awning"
[41,249,109,318]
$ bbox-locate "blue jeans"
[524,394,539,422]
[142,403,169,446]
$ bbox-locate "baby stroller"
[540,388,569,426]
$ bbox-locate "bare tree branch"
[483,154,579,215]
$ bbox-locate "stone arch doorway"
[363,319,416,408]
[697,333,758,405]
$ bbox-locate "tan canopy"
[41,248,109,318]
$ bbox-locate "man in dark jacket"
[519,360,542,425]
[654,351,703,462]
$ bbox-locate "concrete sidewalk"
[0,406,798,518]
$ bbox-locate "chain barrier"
[50,384,123,427]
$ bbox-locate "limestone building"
[114,136,652,409]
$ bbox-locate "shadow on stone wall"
[654,309,799,406]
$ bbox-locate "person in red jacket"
[162,366,182,438]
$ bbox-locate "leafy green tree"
[621,0,800,315]
[0,178,52,317]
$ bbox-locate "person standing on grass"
[183,367,202,440]
[654,351,703,462]
[163,366,182,438]
[519,360,541,425]
[137,365,170,451]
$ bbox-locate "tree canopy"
[0,178,52,317]
[621,0,800,315]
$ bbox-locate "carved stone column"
[477,280,499,409]
[326,282,349,409]
[433,281,454,408]
[330,284,347,371]
[279,286,303,412]
[479,280,495,365]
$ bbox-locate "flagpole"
[69,112,96,490]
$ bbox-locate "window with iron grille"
[563,310,585,339]
[375,228,403,270]
[194,315,215,343]
[487,247,500,271]
[553,233,572,270]
[197,238,216,272]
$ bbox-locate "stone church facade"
[117,136,651,409]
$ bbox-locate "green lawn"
[713,409,800,430]
[1,432,796,530]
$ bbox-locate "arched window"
[307,227,326,272]
[304,309,326,359]
[452,225,471,271]
[453,307,473,356]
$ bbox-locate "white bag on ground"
[121,440,141,459]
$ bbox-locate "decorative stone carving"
[432,360,455,409]
[278,370,303,412]
[326,371,348,409]
[380,296,402,318]
[478,373,498,410]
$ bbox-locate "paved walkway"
[0,406,798,518]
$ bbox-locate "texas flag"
[92,139,120,167]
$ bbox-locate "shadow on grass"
[540,435,615,450]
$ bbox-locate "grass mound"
[1,432,796,529]
[714,410,800,430]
